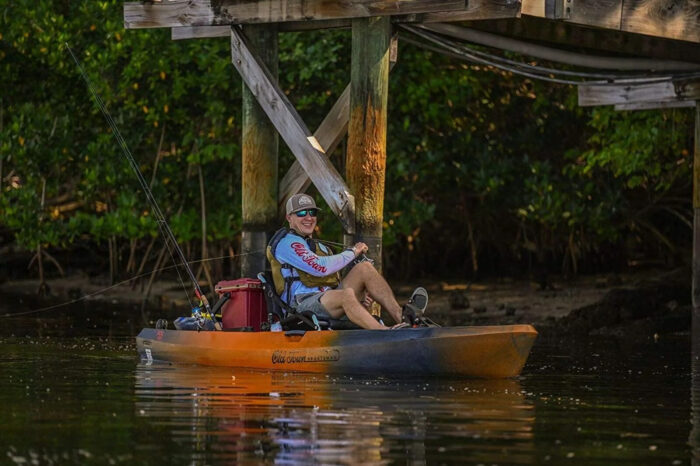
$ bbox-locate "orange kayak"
[137,324,537,378]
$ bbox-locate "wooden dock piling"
[694,103,700,313]
[692,102,700,463]
[346,17,391,272]
[241,25,279,277]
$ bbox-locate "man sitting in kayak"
[267,193,428,330]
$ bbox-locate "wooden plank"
[278,86,351,215]
[693,103,700,308]
[404,0,521,22]
[579,79,676,106]
[615,100,696,110]
[346,16,392,271]
[125,0,465,29]
[579,79,700,106]
[173,0,520,40]
[521,0,700,42]
[241,25,278,277]
[523,0,623,28]
[230,26,356,234]
[521,0,546,16]
[621,0,700,43]
[172,26,229,41]
[278,34,397,216]
[171,20,352,39]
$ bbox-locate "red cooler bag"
[215,278,266,330]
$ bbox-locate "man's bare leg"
[319,288,386,330]
[340,262,402,323]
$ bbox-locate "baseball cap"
[285,194,321,215]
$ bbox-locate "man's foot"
[402,287,429,325]
[408,287,428,316]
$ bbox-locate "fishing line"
[65,43,209,316]
[1,249,266,318]
[4,236,364,318]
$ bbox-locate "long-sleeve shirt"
[274,231,355,303]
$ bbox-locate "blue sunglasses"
[294,209,318,218]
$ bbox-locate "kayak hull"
[136,324,537,378]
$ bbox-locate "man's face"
[287,210,317,236]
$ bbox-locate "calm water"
[0,296,695,465]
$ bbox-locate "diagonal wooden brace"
[230,25,356,234]
[278,85,350,217]
[278,34,397,217]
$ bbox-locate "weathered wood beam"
[125,0,465,29]
[277,35,398,217]
[170,0,521,41]
[579,79,700,107]
[398,0,520,22]
[171,20,351,40]
[621,0,700,44]
[278,85,350,216]
[230,26,355,234]
[693,103,700,314]
[346,17,392,270]
[468,17,700,64]
[520,0,699,43]
[241,25,278,277]
[614,100,696,111]
[172,26,230,41]
[693,101,700,457]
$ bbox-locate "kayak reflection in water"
[268,194,428,330]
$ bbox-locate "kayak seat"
[258,272,331,331]
[257,273,364,331]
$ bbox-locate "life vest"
[266,228,341,301]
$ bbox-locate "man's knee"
[354,260,376,276]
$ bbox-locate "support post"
[230,26,355,233]
[241,25,278,277]
[346,17,391,272]
[694,102,700,312]
[692,102,700,463]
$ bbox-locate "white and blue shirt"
[274,231,355,304]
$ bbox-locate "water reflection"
[135,364,535,464]
[692,308,700,465]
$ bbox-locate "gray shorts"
[293,292,333,320]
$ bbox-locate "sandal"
[407,287,428,316]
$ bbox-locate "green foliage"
[0,0,695,280]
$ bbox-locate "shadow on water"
[134,364,535,464]
[692,310,700,466]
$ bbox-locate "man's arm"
[276,236,357,277]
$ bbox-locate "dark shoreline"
[0,268,691,342]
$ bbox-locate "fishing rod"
[65,43,216,328]
[312,238,375,265]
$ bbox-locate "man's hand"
[362,293,374,310]
[352,242,368,257]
